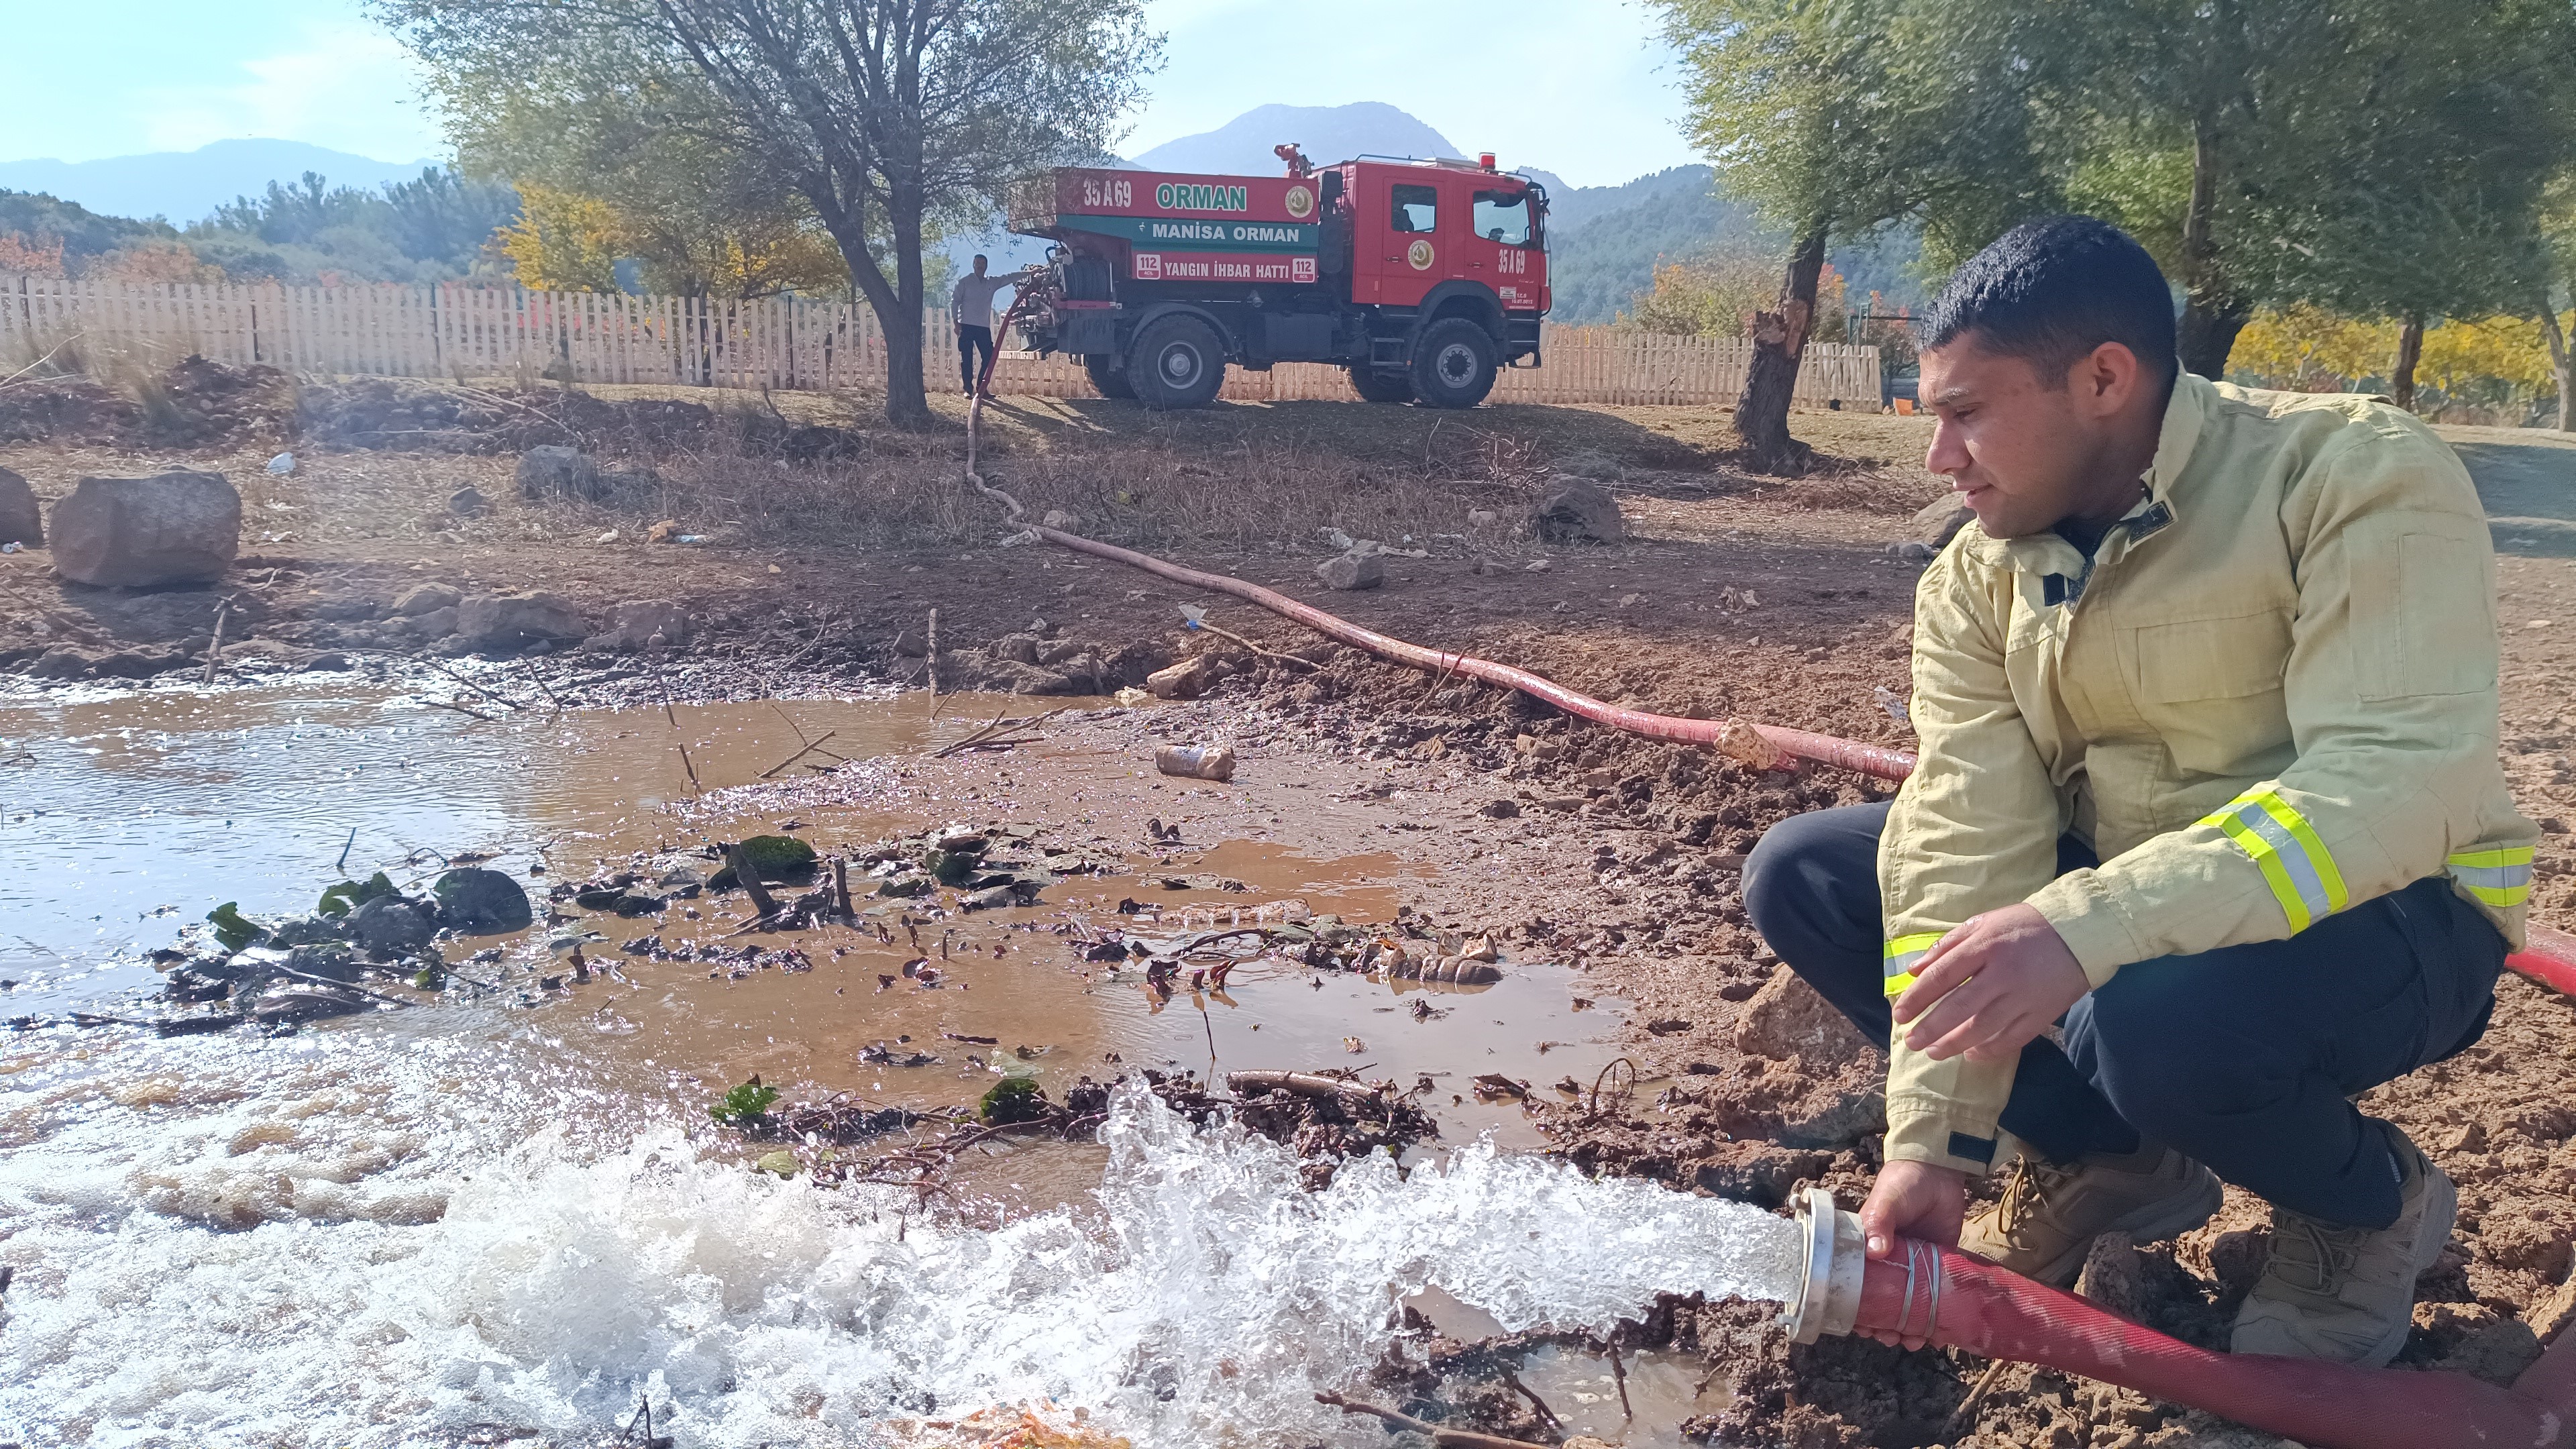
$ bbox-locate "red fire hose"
[1012,523,1925,779]
[1003,522,2576,1000]
[1860,1234,2576,1448]
[1780,1191,2575,1448]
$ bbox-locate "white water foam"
[1,1062,1799,1448]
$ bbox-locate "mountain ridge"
[0,140,441,226]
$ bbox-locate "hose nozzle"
[1779,1186,1868,1343]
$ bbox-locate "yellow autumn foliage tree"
[497,184,623,294]
[497,179,846,300]
[2228,306,2397,390]
[2419,314,2563,396]
[2233,303,2570,420]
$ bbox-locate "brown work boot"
[1958,1134,2223,1287]
[2231,1125,2455,1366]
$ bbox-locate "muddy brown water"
[1,676,1632,1152]
[0,674,1781,1446]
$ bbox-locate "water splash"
[1,1071,1798,1447]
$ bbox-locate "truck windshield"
[1474,191,1533,247]
[1391,184,1438,234]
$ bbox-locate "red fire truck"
[1004,146,1550,409]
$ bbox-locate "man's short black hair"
[1921,216,2178,386]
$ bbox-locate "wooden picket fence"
[0,273,1883,411]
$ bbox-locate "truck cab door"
[1470,185,1545,313]
[1370,176,1444,309]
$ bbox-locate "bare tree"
[383,0,1157,425]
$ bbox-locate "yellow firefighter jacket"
[1878,372,2536,1175]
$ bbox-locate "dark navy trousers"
[958,324,996,392]
[1741,803,2504,1228]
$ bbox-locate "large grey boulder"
[1314,551,1385,590]
[347,895,438,958]
[30,646,97,679]
[392,582,462,616]
[458,592,588,647]
[583,599,688,651]
[1909,493,1976,551]
[46,471,239,586]
[402,606,460,641]
[1531,477,1625,545]
[515,446,604,502]
[433,867,531,933]
[0,466,39,547]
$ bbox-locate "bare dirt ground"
[6,365,2576,1448]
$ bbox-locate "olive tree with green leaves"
[1656,0,2055,472]
[1667,0,2576,441]
[380,0,1158,426]
[2540,173,2575,431]
[431,58,854,300]
[2035,0,2576,386]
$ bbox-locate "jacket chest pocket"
[2126,610,2294,773]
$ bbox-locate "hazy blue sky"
[0,0,1699,186]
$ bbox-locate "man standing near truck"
[1742,216,2536,1366]
[953,254,1008,398]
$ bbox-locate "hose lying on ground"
[1782,1189,2576,1449]
[1884,1241,2576,1448]
[958,447,2576,998]
[960,453,1917,777]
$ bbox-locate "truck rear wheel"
[1082,352,1136,400]
[1346,366,1415,404]
[1411,319,1499,409]
[1128,315,1226,410]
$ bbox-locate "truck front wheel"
[1082,353,1136,400]
[1346,366,1415,404]
[1411,319,1499,409]
[1128,316,1226,410]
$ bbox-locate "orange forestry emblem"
[1284,184,1315,219]
[1406,238,1434,270]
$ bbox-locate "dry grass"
[541,421,1552,556]
[1,363,1944,561]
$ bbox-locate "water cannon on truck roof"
[1001,145,1550,409]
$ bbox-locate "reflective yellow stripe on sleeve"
[1883,932,1943,998]
[2447,846,2534,908]
[2197,788,2349,933]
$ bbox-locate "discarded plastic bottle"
[1154,744,1237,782]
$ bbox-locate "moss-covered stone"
[977,1075,1049,1125]
[710,835,818,890]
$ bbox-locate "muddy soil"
[7,363,2576,1447]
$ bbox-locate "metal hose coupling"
[1781,1186,1948,1345]
[1782,1187,1868,1342]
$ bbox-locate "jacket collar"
[1960,371,2204,576]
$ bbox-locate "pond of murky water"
[0,674,1792,1447]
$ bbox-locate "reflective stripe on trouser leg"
[2447,845,2534,907]
[1884,932,1941,997]
[2198,788,2348,932]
